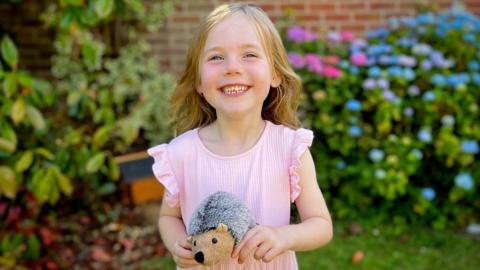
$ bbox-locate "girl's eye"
[208,55,223,61]
[245,53,257,58]
[212,238,218,244]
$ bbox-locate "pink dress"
[147,121,313,270]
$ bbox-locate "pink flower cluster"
[288,53,342,78]
[327,30,356,43]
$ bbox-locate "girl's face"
[198,12,280,121]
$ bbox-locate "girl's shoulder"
[268,121,313,140]
[167,128,198,152]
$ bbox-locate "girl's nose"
[224,57,243,75]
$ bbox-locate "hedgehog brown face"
[187,223,235,266]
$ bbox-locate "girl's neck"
[198,117,266,156]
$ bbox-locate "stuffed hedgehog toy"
[187,191,256,266]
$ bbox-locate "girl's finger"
[232,226,260,257]
[254,242,272,260]
[262,247,283,263]
[175,256,199,268]
[238,233,265,263]
[173,242,194,259]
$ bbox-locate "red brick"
[354,13,381,21]
[325,14,352,22]
[310,3,336,11]
[370,2,395,10]
[173,16,200,24]
[280,3,306,11]
[339,3,366,10]
[297,15,320,22]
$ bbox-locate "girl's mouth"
[220,85,250,97]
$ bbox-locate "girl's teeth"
[222,86,248,94]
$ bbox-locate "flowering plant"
[284,6,479,228]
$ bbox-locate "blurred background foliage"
[282,5,479,231]
[0,0,176,266]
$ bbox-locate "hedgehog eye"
[212,237,218,244]
[193,240,196,246]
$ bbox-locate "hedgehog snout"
[194,251,204,264]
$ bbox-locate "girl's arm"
[281,148,333,250]
[233,149,333,263]
[158,195,199,268]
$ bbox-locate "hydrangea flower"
[345,99,362,111]
[375,169,387,179]
[441,115,455,127]
[369,148,385,162]
[351,53,368,66]
[288,53,306,69]
[403,107,414,117]
[455,173,474,190]
[287,26,317,43]
[410,149,423,160]
[461,140,479,154]
[422,188,436,201]
[348,125,362,137]
[336,160,346,170]
[418,128,432,143]
[362,78,377,90]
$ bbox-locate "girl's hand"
[171,238,199,268]
[231,225,290,264]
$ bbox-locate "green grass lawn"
[139,223,480,270]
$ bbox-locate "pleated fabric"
[148,121,313,270]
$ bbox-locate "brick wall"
[1,0,479,77]
[0,1,54,78]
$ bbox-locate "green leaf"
[86,152,106,173]
[92,125,112,148]
[0,123,17,153]
[33,168,52,204]
[81,41,103,70]
[1,36,18,69]
[35,148,54,160]
[11,98,26,125]
[108,156,120,181]
[17,72,34,88]
[15,151,33,173]
[94,0,114,19]
[3,73,17,97]
[0,138,15,153]
[0,166,17,199]
[126,0,145,13]
[98,182,116,195]
[26,105,46,131]
[24,234,41,260]
[54,168,73,196]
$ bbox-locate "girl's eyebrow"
[204,43,263,54]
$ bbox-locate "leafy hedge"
[284,6,480,229]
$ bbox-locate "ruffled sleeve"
[147,144,179,207]
[289,128,314,202]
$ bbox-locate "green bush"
[0,0,176,265]
[283,7,479,229]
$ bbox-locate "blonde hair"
[171,3,302,135]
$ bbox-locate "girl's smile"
[220,84,251,97]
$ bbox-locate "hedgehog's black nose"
[194,251,204,263]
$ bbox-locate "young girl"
[148,3,332,269]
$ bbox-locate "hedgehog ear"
[216,223,228,232]
[186,236,193,243]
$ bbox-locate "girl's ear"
[271,72,282,88]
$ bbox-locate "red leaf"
[6,206,21,225]
[120,238,135,250]
[0,202,7,216]
[91,246,111,262]
[39,227,54,246]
